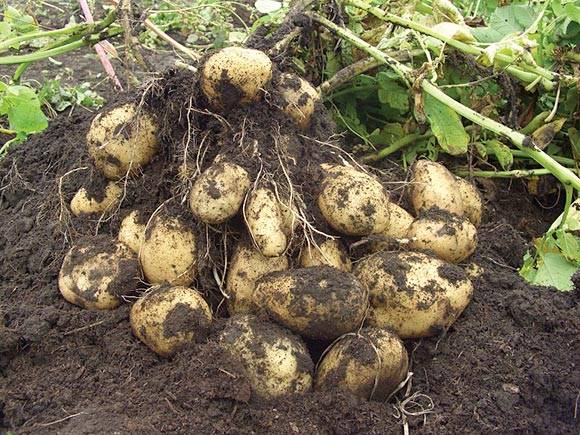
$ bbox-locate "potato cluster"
[58,47,484,403]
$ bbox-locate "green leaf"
[471,5,537,43]
[484,139,513,169]
[554,230,580,263]
[376,72,409,113]
[530,252,577,291]
[0,84,48,134]
[423,93,469,155]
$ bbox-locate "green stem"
[362,132,431,162]
[511,150,576,166]
[564,51,580,63]
[306,12,580,191]
[0,127,16,135]
[521,111,550,135]
[454,168,580,178]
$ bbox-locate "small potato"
[70,182,122,216]
[189,160,250,224]
[226,242,289,315]
[299,239,352,272]
[118,210,147,253]
[315,327,409,400]
[140,212,197,286]
[245,187,287,257]
[354,251,473,338]
[455,177,484,227]
[372,202,415,251]
[318,166,390,236]
[255,266,368,340]
[87,103,158,179]
[277,73,319,129]
[408,213,477,263]
[410,160,464,216]
[130,285,212,357]
[59,238,139,310]
[201,47,273,108]
[216,315,313,400]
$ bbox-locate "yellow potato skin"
[277,73,319,129]
[201,47,273,108]
[118,210,147,254]
[299,239,352,272]
[70,182,122,216]
[354,251,473,339]
[315,328,409,400]
[226,243,289,315]
[318,167,390,236]
[246,187,287,257]
[372,202,415,252]
[410,160,464,216]
[255,267,368,340]
[130,285,212,357]
[217,315,313,400]
[87,103,158,180]
[455,177,484,227]
[59,240,139,310]
[139,213,197,286]
[189,161,250,224]
[408,216,477,263]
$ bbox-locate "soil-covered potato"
[455,177,484,226]
[410,160,464,216]
[372,202,415,251]
[245,187,287,257]
[315,328,409,400]
[216,315,313,399]
[139,212,197,286]
[318,165,390,236]
[354,251,473,338]
[118,210,147,254]
[226,242,289,315]
[87,103,158,179]
[277,73,319,129]
[201,47,273,108]
[130,285,212,357]
[59,238,139,310]
[255,266,368,340]
[70,181,122,216]
[298,239,352,272]
[408,212,478,263]
[189,160,250,224]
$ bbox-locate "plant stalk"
[454,168,580,178]
[362,132,430,162]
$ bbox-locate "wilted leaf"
[484,139,513,169]
[471,5,536,43]
[423,93,469,155]
[531,118,566,149]
[254,0,282,14]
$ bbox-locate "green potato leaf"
[423,92,469,155]
[0,84,48,134]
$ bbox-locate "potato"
[372,201,415,251]
[87,103,158,180]
[354,251,473,338]
[318,166,390,236]
[410,160,464,216]
[255,266,368,340]
[278,197,300,237]
[59,239,139,310]
[245,187,287,257]
[455,177,483,226]
[70,181,122,216]
[226,242,289,315]
[216,315,313,399]
[408,213,477,263]
[315,327,409,400]
[140,212,197,286]
[201,47,273,108]
[277,73,319,129]
[130,285,212,357]
[118,210,147,253]
[299,239,352,272]
[189,160,250,224]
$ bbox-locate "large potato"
[315,327,408,400]
[70,181,122,216]
[318,165,390,236]
[140,212,197,286]
[409,160,464,216]
[226,242,289,315]
[59,239,139,310]
[354,251,473,338]
[277,73,319,129]
[189,160,250,224]
[255,266,368,340]
[408,214,477,263]
[245,187,287,257]
[298,239,352,272]
[455,177,484,226]
[130,285,212,357]
[118,210,147,254]
[201,47,273,108]
[216,315,313,400]
[87,103,158,179]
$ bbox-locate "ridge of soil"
[0,101,579,434]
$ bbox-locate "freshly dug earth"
[1,95,579,434]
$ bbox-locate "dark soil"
[1,74,579,435]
